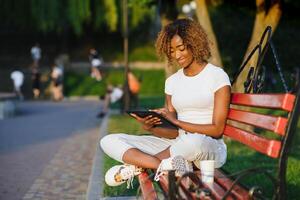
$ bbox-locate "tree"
[232,0,282,92]
[93,0,118,32]
[157,0,180,78]
[194,0,223,67]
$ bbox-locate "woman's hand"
[130,113,162,131]
[151,108,177,124]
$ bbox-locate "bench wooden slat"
[138,172,158,200]
[231,93,296,111]
[189,171,235,200]
[215,169,250,200]
[158,174,169,195]
[224,125,282,158]
[203,181,235,200]
[228,108,288,135]
[159,173,235,200]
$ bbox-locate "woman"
[51,64,64,101]
[89,48,103,81]
[100,18,231,188]
[31,66,41,99]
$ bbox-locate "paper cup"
[200,160,215,184]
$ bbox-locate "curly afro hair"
[155,18,211,66]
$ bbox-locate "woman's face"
[170,34,194,68]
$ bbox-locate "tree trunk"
[158,0,179,78]
[195,0,223,67]
[230,0,282,133]
[161,14,179,78]
[232,0,282,92]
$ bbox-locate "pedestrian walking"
[31,66,41,99]
[10,70,24,100]
[31,43,41,68]
[97,84,124,118]
[51,64,64,101]
[89,48,103,81]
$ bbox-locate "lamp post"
[123,0,130,112]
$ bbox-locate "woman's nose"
[175,50,181,59]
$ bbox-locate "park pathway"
[0,100,102,200]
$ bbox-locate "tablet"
[126,110,178,129]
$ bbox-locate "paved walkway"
[23,126,99,199]
[0,100,102,200]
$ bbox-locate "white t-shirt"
[91,58,102,67]
[110,87,123,103]
[10,70,24,88]
[31,46,41,60]
[52,67,63,79]
[165,63,231,125]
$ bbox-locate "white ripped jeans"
[100,129,227,168]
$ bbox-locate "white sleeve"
[213,68,231,92]
[165,76,173,95]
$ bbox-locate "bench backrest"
[225,93,295,158]
[224,91,300,199]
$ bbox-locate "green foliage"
[66,0,91,35]
[94,0,118,31]
[27,0,92,35]
[0,0,156,35]
[30,0,60,32]
[29,0,92,35]
[128,0,156,29]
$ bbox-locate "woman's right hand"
[130,113,162,131]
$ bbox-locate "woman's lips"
[177,58,186,65]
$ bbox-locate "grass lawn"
[64,68,165,97]
[103,114,300,199]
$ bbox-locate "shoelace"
[126,176,134,189]
[154,158,193,181]
[154,161,164,181]
[119,167,135,189]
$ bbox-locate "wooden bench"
[137,87,300,199]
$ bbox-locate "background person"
[100,18,231,188]
[10,70,24,100]
[31,66,41,99]
[127,71,141,109]
[31,43,41,68]
[97,84,124,118]
[51,64,64,101]
[89,48,103,81]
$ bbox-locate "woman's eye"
[179,46,185,51]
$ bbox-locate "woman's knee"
[171,134,212,160]
[184,134,213,151]
[100,134,121,152]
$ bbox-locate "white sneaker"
[154,155,193,181]
[105,164,143,188]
